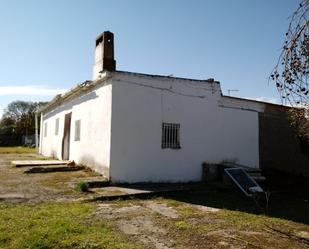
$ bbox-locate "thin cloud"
[0,85,66,96]
[249,97,280,104]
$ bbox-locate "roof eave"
[38,71,112,114]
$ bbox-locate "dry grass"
[0,152,309,249]
[0,146,36,154]
[153,198,309,249]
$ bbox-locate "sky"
[0,0,299,117]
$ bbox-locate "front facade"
[40,79,112,178]
[39,31,309,183]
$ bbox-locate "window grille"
[162,123,180,149]
[74,120,81,141]
[55,118,59,135]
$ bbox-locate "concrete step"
[243,168,262,174]
[85,179,110,188]
[24,165,84,173]
[222,164,266,182]
[222,163,261,174]
[247,172,263,177]
[251,176,266,182]
[12,160,69,167]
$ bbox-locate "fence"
[0,134,37,147]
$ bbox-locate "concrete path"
[88,183,205,201]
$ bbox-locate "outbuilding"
[39,31,309,182]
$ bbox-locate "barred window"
[55,118,59,135]
[162,123,180,149]
[74,120,81,141]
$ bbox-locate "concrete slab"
[89,183,205,201]
[95,186,152,195]
[82,177,110,188]
[12,160,69,167]
[24,165,84,173]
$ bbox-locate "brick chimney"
[93,31,116,80]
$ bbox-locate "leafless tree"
[271,0,309,105]
[271,0,309,145]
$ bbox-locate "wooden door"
[62,112,72,160]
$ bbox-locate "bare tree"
[271,0,309,146]
[271,0,309,106]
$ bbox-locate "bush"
[75,181,89,192]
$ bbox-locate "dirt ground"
[0,153,98,203]
[94,201,223,249]
[1,153,309,249]
[93,200,309,249]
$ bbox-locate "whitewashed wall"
[109,73,259,183]
[40,82,112,177]
[40,72,261,183]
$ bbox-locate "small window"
[162,123,180,149]
[74,120,81,141]
[55,118,59,135]
[44,122,48,138]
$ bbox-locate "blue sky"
[0,0,299,117]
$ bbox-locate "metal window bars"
[162,123,180,149]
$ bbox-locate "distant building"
[39,31,309,182]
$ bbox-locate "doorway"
[62,112,72,160]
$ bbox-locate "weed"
[179,206,199,217]
[75,181,89,192]
[157,198,181,207]
[174,220,191,229]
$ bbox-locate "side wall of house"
[40,83,112,177]
[109,74,259,183]
[259,106,309,177]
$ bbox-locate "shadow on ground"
[107,179,309,225]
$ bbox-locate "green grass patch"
[75,181,90,192]
[0,146,36,154]
[0,202,142,249]
[174,221,192,230]
[157,198,182,208]
[179,206,200,217]
[215,209,267,229]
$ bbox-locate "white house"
[39,31,308,182]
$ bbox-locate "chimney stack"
[93,31,116,80]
